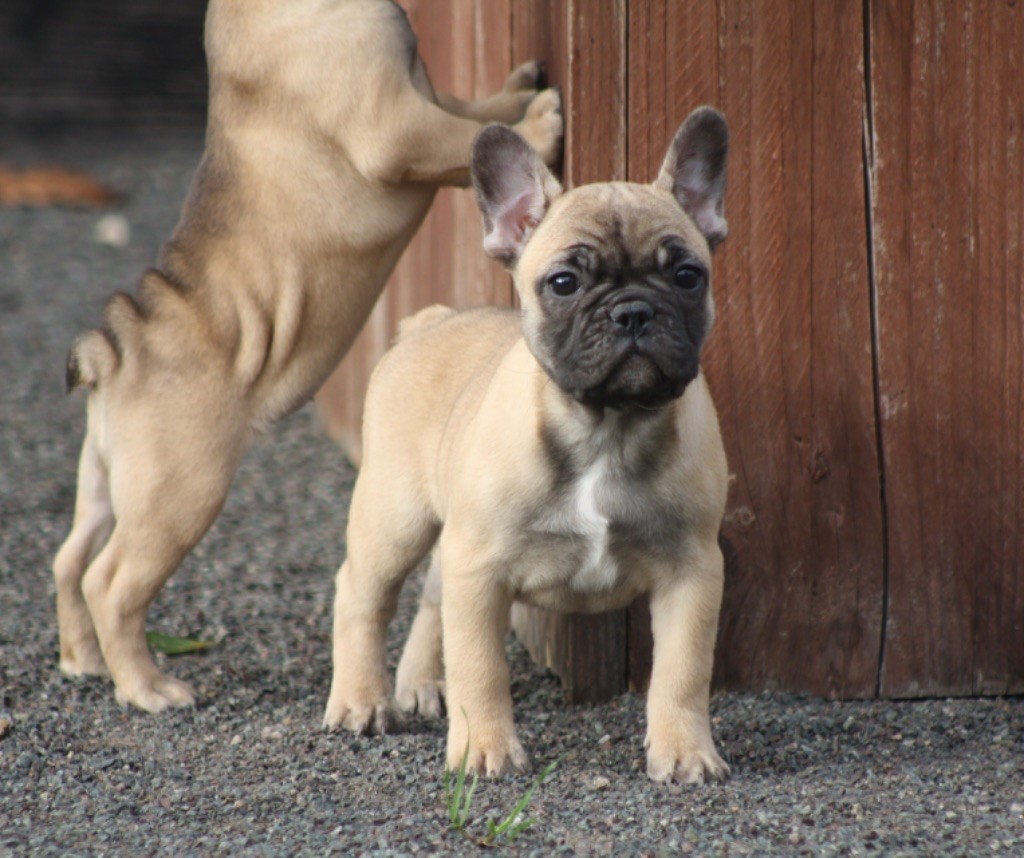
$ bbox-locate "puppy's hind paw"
[323,698,400,736]
[395,678,445,720]
[115,674,196,714]
[59,649,109,679]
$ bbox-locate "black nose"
[610,300,654,336]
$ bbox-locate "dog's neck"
[532,365,681,478]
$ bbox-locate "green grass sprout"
[145,631,217,656]
[443,710,558,848]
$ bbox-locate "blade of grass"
[488,759,558,840]
[446,711,475,830]
[145,631,216,656]
[460,767,479,827]
[505,818,537,841]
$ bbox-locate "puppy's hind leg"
[83,428,241,713]
[324,480,439,735]
[395,552,445,719]
[54,430,114,678]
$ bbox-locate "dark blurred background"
[0,0,209,133]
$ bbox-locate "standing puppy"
[54,0,562,714]
[325,107,731,784]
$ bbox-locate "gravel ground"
[1,128,1023,856]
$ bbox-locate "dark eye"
[674,265,705,292]
[547,271,580,297]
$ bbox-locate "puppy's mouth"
[576,343,697,411]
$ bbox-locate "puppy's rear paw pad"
[323,700,399,736]
[646,747,730,785]
[396,680,445,720]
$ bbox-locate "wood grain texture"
[511,0,569,99]
[871,0,1024,696]
[629,1,884,698]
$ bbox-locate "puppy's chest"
[522,456,678,596]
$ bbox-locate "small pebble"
[93,213,131,247]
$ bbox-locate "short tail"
[396,304,457,340]
[66,329,119,393]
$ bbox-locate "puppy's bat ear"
[471,124,562,267]
[655,107,729,251]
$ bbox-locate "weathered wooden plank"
[871,0,1024,697]
[508,0,631,703]
[637,1,883,698]
[511,0,569,89]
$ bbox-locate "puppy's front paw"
[447,722,530,778]
[504,59,545,93]
[645,736,730,785]
[514,88,564,168]
[323,693,399,735]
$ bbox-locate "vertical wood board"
[637,1,885,697]
[870,0,1024,696]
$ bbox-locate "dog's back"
[66,0,437,415]
[361,307,522,470]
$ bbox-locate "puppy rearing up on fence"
[54,0,562,713]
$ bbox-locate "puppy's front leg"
[324,475,440,734]
[441,532,527,777]
[395,553,445,719]
[435,60,546,125]
[645,540,730,784]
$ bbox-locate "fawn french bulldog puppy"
[325,107,731,783]
[54,0,562,713]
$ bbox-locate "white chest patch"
[566,458,618,591]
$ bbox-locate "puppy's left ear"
[472,124,563,267]
[655,107,729,251]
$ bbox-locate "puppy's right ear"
[471,124,562,267]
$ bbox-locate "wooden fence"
[315,0,1024,700]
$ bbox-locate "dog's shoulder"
[367,306,521,420]
[396,304,458,339]
[395,305,517,343]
